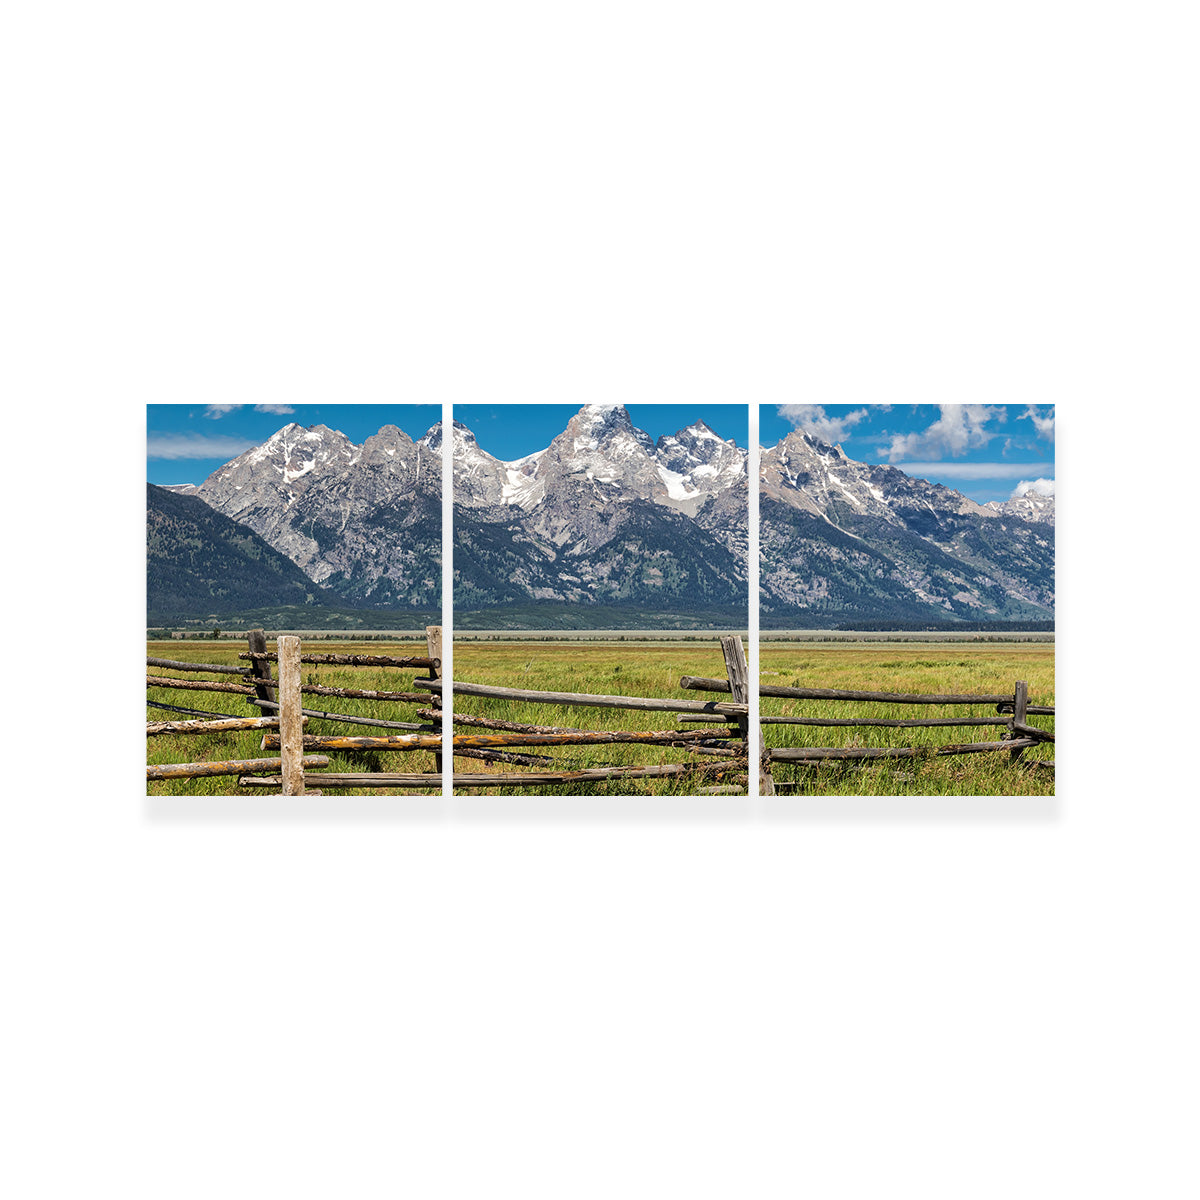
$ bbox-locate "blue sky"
[455,404,748,461]
[146,404,441,486]
[760,404,1055,505]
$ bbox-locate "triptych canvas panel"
[147,402,1054,799]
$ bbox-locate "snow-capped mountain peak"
[451,405,746,516]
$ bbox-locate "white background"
[5,3,1198,1196]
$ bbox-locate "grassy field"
[147,638,442,796]
[760,642,1055,796]
[449,640,749,795]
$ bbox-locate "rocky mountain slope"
[194,422,442,609]
[452,405,749,619]
[760,431,1055,626]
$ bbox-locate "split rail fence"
[147,628,444,794]
[147,631,751,795]
[149,633,1052,795]
[678,677,1054,794]
[426,634,752,793]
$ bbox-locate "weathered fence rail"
[418,678,748,718]
[147,657,253,675]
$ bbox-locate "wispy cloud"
[878,404,1005,461]
[777,404,869,443]
[147,433,257,460]
[1021,405,1055,441]
[1013,477,1055,497]
[896,461,1053,480]
[204,402,294,418]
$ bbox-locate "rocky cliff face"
[195,422,442,608]
[760,431,1055,625]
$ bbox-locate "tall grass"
[760,643,1055,796]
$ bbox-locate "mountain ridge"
[759,430,1054,626]
[451,405,749,622]
[194,421,442,608]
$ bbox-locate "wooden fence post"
[720,634,759,794]
[246,629,276,710]
[426,625,443,779]
[278,635,305,795]
[1009,679,1029,763]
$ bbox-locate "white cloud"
[148,433,257,460]
[777,404,869,443]
[1022,405,1055,441]
[1013,477,1055,497]
[896,461,1053,480]
[204,404,239,418]
[254,404,295,415]
[878,404,1005,461]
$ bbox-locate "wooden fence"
[678,676,1054,794]
[418,634,752,793]
[147,627,443,794]
[147,629,748,794]
[149,633,1052,796]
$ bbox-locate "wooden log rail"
[240,773,442,790]
[147,716,296,736]
[241,763,744,790]
[147,657,253,675]
[769,739,1040,762]
[262,730,744,752]
[760,716,1011,729]
[417,678,748,717]
[448,711,736,738]
[148,675,431,703]
[240,651,437,669]
[148,755,330,781]
[684,676,1015,705]
[147,675,258,696]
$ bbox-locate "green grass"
[760,643,1055,796]
[146,638,442,796]
[449,641,749,795]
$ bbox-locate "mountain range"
[146,408,1054,629]
[147,421,442,625]
[193,421,442,609]
[759,430,1055,626]
[451,405,749,623]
